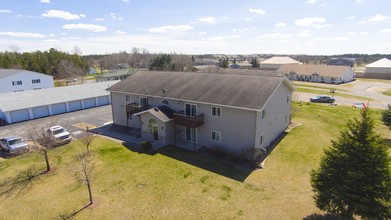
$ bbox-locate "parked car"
[352,102,367,109]
[0,137,29,154]
[310,95,335,103]
[46,125,72,146]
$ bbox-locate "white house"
[364,58,391,79]
[259,56,300,70]
[278,64,355,84]
[0,69,54,93]
[107,70,294,160]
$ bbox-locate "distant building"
[326,58,355,67]
[88,67,97,74]
[192,59,220,66]
[259,56,300,70]
[0,69,54,93]
[229,61,253,69]
[95,69,133,82]
[278,64,355,84]
[364,58,391,79]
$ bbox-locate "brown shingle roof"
[108,70,292,110]
[277,64,352,77]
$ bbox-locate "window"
[125,95,131,102]
[287,96,290,103]
[140,97,148,107]
[211,106,221,117]
[12,80,22,86]
[185,127,197,143]
[32,79,41,84]
[211,130,221,142]
[261,109,267,119]
[260,134,264,145]
[185,103,197,117]
[161,99,169,105]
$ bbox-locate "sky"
[0,0,390,55]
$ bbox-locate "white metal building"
[0,81,118,124]
[364,58,391,79]
[259,56,300,70]
[0,69,54,93]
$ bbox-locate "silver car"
[0,137,29,154]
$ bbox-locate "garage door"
[83,98,96,109]
[69,100,82,112]
[32,106,50,119]
[52,103,67,115]
[97,96,110,106]
[10,109,30,123]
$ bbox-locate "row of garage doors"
[8,96,110,123]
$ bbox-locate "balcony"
[173,111,204,128]
[126,102,150,118]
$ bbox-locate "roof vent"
[154,107,159,112]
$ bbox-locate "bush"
[381,104,391,129]
[140,141,152,152]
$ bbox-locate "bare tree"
[72,46,82,56]
[29,125,57,172]
[80,127,96,154]
[56,60,85,85]
[74,151,95,205]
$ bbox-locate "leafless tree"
[80,127,96,154]
[29,124,57,172]
[72,46,82,56]
[56,60,85,85]
[171,54,193,71]
[74,151,95,205]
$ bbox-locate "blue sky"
[0,0,390,55]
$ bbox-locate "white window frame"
[261,109,267,119]
[32,79,41,84]
[12,80,22,86]
[211,106,222,118]
[185,127,197,143]
[125,94,131,102]
[139,97,148,107]
[211,130,221,142]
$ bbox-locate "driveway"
[293,79,391,109]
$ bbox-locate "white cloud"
[346,16,355,20]
[42,10,82,20]
[63,23,107,32]
[232,28,250,32]
[148,25,194,33]
[380,29,391,34]
[275,22,287,28]
[319,3,329,7]
[307,0,319,4]
[348,32,356,36]
[95,18,104,21]
[40,0,50,3]
[116,30,126,34]
[359,32,368,35]
[257,33,293,39]
[310,36,349,42]
[294,17,328,28]
[249,8,265,15]
[110,13,123,21]
[368,14,389,22]
[0,9,12,13]
[245,17,253,21]
[198,16,217,24]
[207,35,239,41]
[0,31,47,38]
[80,14,86,18]
[298,30,311,38]
[198,31,207,35]
[356,0,364,3]
[223,16,229,20]
[122,0,129,2]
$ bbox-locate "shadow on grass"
[155,145,253,182]
[57,203,92,220]
[303,213,342,220]
[0,166,48,198]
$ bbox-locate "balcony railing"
[173,111,204,128]
[126,102,150,118]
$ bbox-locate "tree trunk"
[87,181,93,204]
[44,150,51,172]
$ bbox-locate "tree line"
[0,48,89,78]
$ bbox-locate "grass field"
[292,82,349,92]
[296,87,374,101]
[0,104,389,219]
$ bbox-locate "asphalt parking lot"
[0,105,113,141]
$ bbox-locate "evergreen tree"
[381,104,391,129]
[311,109,391,219]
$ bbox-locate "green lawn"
[381,89,391,97]
[0,104,389,219]
[292,82,348,92]
[296,87,374,101]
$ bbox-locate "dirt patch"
[285,121,302,132]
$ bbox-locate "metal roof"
[0,81,118,112]
[108,70,293,110]
[260,56,300,64]
[0,69,53,80]
[277,64,353,77]
[366,58,391,68]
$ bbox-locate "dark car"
[310,95,335,103]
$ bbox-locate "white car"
[0,137,29,154]
[46,125,72,145]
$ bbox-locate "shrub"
[140,141,152,152]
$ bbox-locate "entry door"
[185,103,197,117]
[153,126,159,141]
[185,126,197,143]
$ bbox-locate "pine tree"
[311,108,391,219]
[381,104,391,129]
